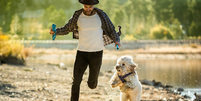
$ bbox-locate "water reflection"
[102,59,201,88]
[32,55,201,88]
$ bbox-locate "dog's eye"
[122,63,125,66]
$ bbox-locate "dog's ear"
[130,64,137,74]
[130,64,137,69]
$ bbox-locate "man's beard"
[84,10,94,16]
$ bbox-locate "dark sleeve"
[104,12,120,43]
[56,16,74,35]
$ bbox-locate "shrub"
[0,28,30,65]
[150,25,174,39]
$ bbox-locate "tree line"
[0,0,200,40]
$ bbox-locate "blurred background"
[0,0,201,100]
[0,0,201,40]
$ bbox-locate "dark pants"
[71,50,103,101]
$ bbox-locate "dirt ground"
[1,46,200,101]
[0,63,189,101]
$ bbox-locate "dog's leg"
[129,93,141,101]
[128,85,142,101]
[110,73,121,88]
[120,92,129,101]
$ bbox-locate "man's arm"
[49,8,83,36]
[55,16,74,35]
[104,12,121,48]
[49,17,74,35]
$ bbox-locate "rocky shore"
[0,62,191,101]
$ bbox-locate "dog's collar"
[118,72,132,83]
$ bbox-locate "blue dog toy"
[52,24,57,40]
[116,45,119,50]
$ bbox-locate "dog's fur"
[110,56,142,101]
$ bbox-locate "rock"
[183,95,191,99]
[59,62,67,70]
[60,62,65,68]
[177,88,184,92]
[141,79,154,86]
[164,88,172,92]
[9,95,16,98]
[107,70,113,73]
[145,87,150,90]
[153,80,162,87]
[22,90,27,93]
[164,85,173,88]
[29,90,37,92]
[194,93,201,101]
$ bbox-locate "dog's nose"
[116,66,120,69]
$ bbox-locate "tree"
[0,0,21,32]
[172,0,188,24]
[189,21,199,37]
[170,19,183,39]
[152,0,173,23]
[41,5,67,28]
[0,0,38,33]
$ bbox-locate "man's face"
[83,4,94,15]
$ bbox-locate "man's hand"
[49,28,55,35]
[115,42,121,48]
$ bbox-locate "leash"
[118,72,132,83]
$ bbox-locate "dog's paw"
[111,83,116,88]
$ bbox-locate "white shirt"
[77,12,104,52]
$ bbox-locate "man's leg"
[87,50,103,89]
[71,51,88,101]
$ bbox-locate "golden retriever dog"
[110,56,142,101]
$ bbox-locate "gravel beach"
[2,46,200,101]
[0,61,189,101]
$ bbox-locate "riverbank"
[1,46,201,100]
[0,63,189,101]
